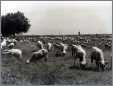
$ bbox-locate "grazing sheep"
[53,44,60,57]
[71,44,87,69]
[6,38,17,46]
[7,42,15,49]
[53,43,61,50]
[11,39,17,44]
[60,43,68,56]
[37,41,44,49]
[3,49,22,59]
[6,38,12,43]
[1,39,7,49]
[91,46,105,71]
[53,43,65,57]
[47,42,52,51]
[26,49,48,64]
[104,43,111,50]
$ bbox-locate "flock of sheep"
[1,36,111,72]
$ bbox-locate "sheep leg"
[100,63,105,71]
[97,62,105,71]
[73,60,75,66]
[44,57,47,62]
[71,51,73,57]
[15,54,23,62]
[44,55,48,62]
[98,63,101,71]
[90,54,94,63]
[80,64,85,70]
[2,51,9,54]
[91,58,94,63]
[71,49,75,57]
[96,62,101,71]
[73,57,77,66]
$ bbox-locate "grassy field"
[1,34,112,85]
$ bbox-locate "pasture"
[1,34,112,85]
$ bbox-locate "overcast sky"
[1,1,112,35]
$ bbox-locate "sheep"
[26,48,48,64]
[71,44,87,69]
[3,49,22,59]
[47,42,52,52]
[7,42,15,49]
[60,43,68,56]
[53,42,68,57]
[11,39,17,44]
[5,38,17,45]
[1,39,7,49]
[53,43,61,50]
[53,43,64,57]
[37,40,44,49]
[104,43,111,50]
[6,38,12,43]
[91,46,105,71]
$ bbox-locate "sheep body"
[26,49,48,63]
[91,46,105,70]
[3,49,22,59]
[71,44,86,67]
[37,41,44,49]
[91,47,105,64]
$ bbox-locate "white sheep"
[26,48,48,64]
[53,43,66,57]
[7,42,15,49]
[47,42,52,51]
[11,39,17,44]
[37,40,44,49]
[3,49,22,59]
[91,46,105,70]
[71,44,87,69]
[60,43,68,56]
[1,39,7,49]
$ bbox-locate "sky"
[1,1,112,35]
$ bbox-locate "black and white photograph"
[1,1,112,85]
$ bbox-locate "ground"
[1,34,112,85]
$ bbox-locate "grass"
[1,35,112,85]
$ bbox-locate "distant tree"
[1,11,31,37]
